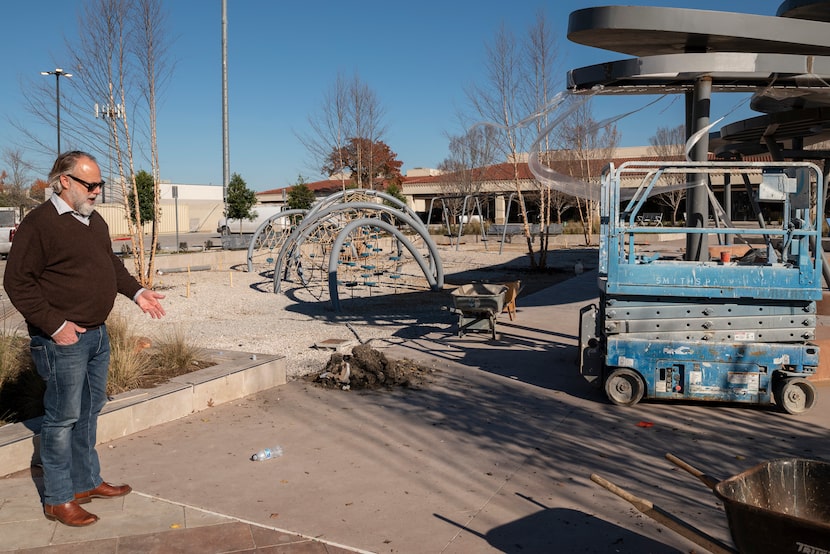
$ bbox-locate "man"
[3,151,166,527]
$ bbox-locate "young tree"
[323,138,403,190]
[128,169,156,224]
[521,11,560,267]
[225,172,257,234]
[466,14,560,268]
[287,176,316,211]
[383,182,407,208]
[133,0,172,278]
[649,124,686,224]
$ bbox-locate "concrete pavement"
[1,269,829,553]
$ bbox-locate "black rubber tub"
[713,458,830,554]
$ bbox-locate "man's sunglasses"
[67,174,105,192]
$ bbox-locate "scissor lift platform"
[579,161,823,413]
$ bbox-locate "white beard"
[74,198,95,217]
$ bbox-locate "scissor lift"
[579,160,823,413]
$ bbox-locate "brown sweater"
[3,200,142,335]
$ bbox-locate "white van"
[217,205,283,235]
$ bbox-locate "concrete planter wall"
[0,350,285,477]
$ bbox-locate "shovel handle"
[665,453,720,490]
[590,473,737,554]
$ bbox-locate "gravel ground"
[106,245,595,379]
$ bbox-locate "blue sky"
[2,0,776,191]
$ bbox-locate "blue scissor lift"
[579,160,823,414]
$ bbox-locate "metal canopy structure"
[567,53,830,96]
[778,0,830,21]
[713,107,830,157]
[565,1,830,261]
[567,6,830,57]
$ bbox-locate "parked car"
[0,208,19,258]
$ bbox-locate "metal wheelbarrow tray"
[713,457,830,554]
[450,283,507,340]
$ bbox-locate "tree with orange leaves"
[323,137,403,190]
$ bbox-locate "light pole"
[95,102,123,203]
[41,68,72,155]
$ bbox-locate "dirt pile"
[307,343,437,390]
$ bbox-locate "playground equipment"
[246,209,307,272]
[260,189,443,309]
[425,194,489,250]
[579,160,823,413]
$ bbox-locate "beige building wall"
[93,180,225,235]
[95,200,224,235]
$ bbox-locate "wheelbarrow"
[591,453,830,554]
[450,283,507,340]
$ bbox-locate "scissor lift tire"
[604,368,646,407]
[773,377,817,415]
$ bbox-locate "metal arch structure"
[277,188,425,291]
[272,200,439,294]
[327,218,444,312]
[274,202,437,292]
[306,188,418,221]
[246,209,307,273]
[286,201,432,254]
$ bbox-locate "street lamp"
[40,68,72,155]
[95,102,124,203]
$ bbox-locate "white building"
[95,182,224,236]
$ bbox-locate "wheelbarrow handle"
[665,453,720,490]
[590,474,737,554]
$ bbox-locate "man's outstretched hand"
[136,289,166,319]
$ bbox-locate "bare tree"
[12,0,170,287]
[549,189,574,224]
[66,0,171,287]
[648,124,686,224]
[349,76,386,189]
[0,149,37,209]
[467,24,538,264]
[553,97,619,245]
[298,73,386,189]
[437,125,498,222]
[466,14,560,268]
[298,73,349,190]
[71,0,147,280]
[520,11,559,267]
[133,0,172,283]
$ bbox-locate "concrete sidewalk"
[2,271,829,553]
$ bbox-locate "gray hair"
[47,150,98,193]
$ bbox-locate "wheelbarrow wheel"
[604,368,645,407]
[773,377,817,415]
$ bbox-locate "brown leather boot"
[44,501,98,526]
[75,481,132,503]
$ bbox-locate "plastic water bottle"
[250,445,283,461]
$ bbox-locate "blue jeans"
[30,326,110,505]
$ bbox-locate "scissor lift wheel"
[604,368,646,407]
[773,377,817,415]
